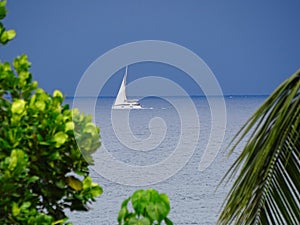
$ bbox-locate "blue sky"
[2,0,300,96]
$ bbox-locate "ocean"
[65,96,266,225]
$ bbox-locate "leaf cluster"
[118,189,173,225]
[218,69,300,225]
[0,55,102,224]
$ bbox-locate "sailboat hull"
[112,100,142,109]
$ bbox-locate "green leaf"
[19,71,30,81]
[11,99,26,114]
[128,217,138,225]
[2,61,11,71]
[0,0,7,8]
[164,217,174,225]
[28,175,39,183]
[132,190,150,216]
[8,151,18,171]
[6,29,16,40]
[90,185,103,197]
[159,193,170,206]
[66,176,82,191]
[65,121,75,132]
[21,202,31,210]
[121,197,131,208]
[55,180,66,189]
[13,54,31,72]
[0,30,8,43]
[51,218,69,225]
[118,206,127,222]
[50,151,61,160]
[128,217,151,225]
[0,5,7,20]
[35,100,46,111]
[12,202,20,216]
[146,202,160,221]
[82,176,92,189]
[0,30,15,44]
[53,131,68,147]
[53,90,63,99]
[32,80,38,89]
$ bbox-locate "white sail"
[114,66,128,105]
[112,66,142,109]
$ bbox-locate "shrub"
[0,2,102,224]
[118,189,173,225]
[0,55,102,224]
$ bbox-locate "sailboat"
[112,66,142,109]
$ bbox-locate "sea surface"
[65,96,266,225]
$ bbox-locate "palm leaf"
[218,69,300,225]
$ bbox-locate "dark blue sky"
[2,0,300,96]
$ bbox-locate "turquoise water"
[65,96,266,224]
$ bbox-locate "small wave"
[139,107,153,110]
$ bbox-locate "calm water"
[65,96,266,225]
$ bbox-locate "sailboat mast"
[113,66,128,105]
[123,66,128,100]
[124,66,128,87]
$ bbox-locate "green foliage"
[0,5,102,221]
[218,69,300,224]
[0,1,16,45]
[118,189,173,225]
[0,54,103,224]
[0,3,102,224]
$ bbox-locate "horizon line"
[65,94,269,99]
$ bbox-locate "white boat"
[112,66,142,109]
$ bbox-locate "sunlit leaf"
[66,176,83,191]
[12,202,20,216]
[35,100,46,111]
[51,217,69,225]
[53,131,68,147]
[20,202,31,210]
[6,29,16,40]
[82,176,92,189]
[129,217,151,225]
[11,99,25,114]
[90,185,103,197]
[65,121,75,132]
[118,206,127,223]
[53,90,63,99]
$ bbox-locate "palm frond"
[218,69,300,225]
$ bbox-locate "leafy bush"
[118,189,173,225]
[0,56,102,224]
[0,1,102,224]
